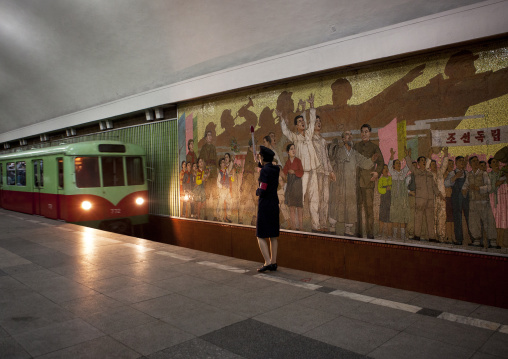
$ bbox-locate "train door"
[56,157,64,219]
[32,159,43,215]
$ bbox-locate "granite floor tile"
[177,281,246,305]
[0,337,31,359]
[318,276,377,293]
[222,274,277,292]
[201,318,366,359]
[344,301,421,331]
[254,302,337,334]
[160,302,246,336]
[305,316,399,355]
[368,332,475,359]
[83,305,157,334]
[86,275,144,293]
[104,282,171,304]
[471,305,508,325]
[191,267,245,283]
[360,285,422,303]
[471,352,507,359]
[296,291,365,316]
[404,314,494,350]
[131,293,204,319]
[60,293,124,317]
[200,318,299,358]
[407,293,480,316]
[36,335,142,359]
[152,274,215,293]
[111,320,194,356]
[0,263,44,275]
[12,318,104,357]
[146,338,244,359]
[39,282,98,303]
[479,332,508,358]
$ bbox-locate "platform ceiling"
[0,0,487,137]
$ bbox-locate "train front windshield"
[75,156,144,188]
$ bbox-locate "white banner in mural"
[432,125,508,147]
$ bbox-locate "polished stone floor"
[1,208,507,358]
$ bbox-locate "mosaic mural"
[177,39,508,253]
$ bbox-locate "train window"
[126,157,144,185]
[102,157,124,187]
[75,157,100,188]
[98,144,126,153]
[16,161,26,186]
[58,158,64,188]
[34,162,38,187]
[7,162,15,185]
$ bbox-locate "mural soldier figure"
[354,124,384,239]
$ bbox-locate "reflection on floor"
[0,208,507,358]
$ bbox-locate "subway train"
[0,140,148,234]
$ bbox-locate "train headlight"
[135,197,144,205]
[81,201,92,210]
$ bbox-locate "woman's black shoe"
[269,263,277,271]
[257,265,271,272]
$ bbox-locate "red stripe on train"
[0,190,148,222]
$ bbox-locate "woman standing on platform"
[256,146,280,272]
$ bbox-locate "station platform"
[1,208,508,359]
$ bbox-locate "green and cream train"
[0,141,148,233]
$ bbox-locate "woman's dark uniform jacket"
[256,148,280,238]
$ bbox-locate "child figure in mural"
[182,162,193,218]
[488,157,507,248]
[282,143,304,231]
[377,164,392,239]
[193,158,209,220]
[388,148,410,240]
[216,158,233,223]
[186,139,197,165]
[427,148,449,243]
